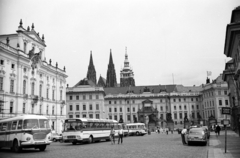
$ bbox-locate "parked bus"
[62,118,118,145]
[116,123,129,136]
[0,115,51,152]
[126,123,147,136]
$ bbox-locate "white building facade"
[0,20,68,134]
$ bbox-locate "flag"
[207,71,212,76]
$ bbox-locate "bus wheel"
[13,140,22,153]
[88,136,93,143]
[39,145,46,151]
[72,142,77,145]
[136,132,139,136]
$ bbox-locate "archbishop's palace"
[0,19,232,133]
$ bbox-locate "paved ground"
[0,132,208,158]
[208,130,240,158]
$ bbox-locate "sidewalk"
[208,130,240,158]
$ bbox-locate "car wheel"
[13,140,22,153]
[53,138,56,142]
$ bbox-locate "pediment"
[25,31,45,46]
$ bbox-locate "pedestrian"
[110,126,115,145]
[157,127,160,134]
[118,126,123,144]
[166,128,169,135]
[216,125,221,136]
[181,127,187,145]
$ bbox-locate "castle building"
[106,50,117,87]
[86,51,96,84]
[120,47,135,87]
[0,20,68,133]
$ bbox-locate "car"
[201,126,210,139]
[185,128,208,146]
[51,133,63,142]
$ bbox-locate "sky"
[0,0,239,87]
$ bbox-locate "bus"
[126,123,147,136]
[62,118,118,145]
[0,115,51,152]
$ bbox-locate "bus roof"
[0,115,48,123]
[65,118,118,123]
[126,123,145,126]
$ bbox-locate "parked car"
[185,128,208,146]
[201,126,210,139]
[51,133,62,142]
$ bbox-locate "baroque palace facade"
[66,49,230,131]
[0,20,68,133]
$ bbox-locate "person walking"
[181,127,187,145]
[166,128,169,135]
[118,126,123,144]
[110,126,115,145]
[216,125,221,136]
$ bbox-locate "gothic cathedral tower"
[120,47,135,87]
[106,49,117,87]
[86,51,96,84]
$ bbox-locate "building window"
[83,105,86,110]
[23,103,25,113]
[89,114,93,118]
[109,101,111,104]
[179,105,182,110]
[127,107,130,112]
[174,113,177,119]
[83,95,86,100]
[69,96,72,100]
[179,113,182,119]
[133,100,135,104]
[184,112,187,117]
[46,88,49,99]
[192,113,195,119]
[114,115,117,121]
[219,100,222,106]
[174,106,176,110]
[60,107,63,115]
[76,115,80,118]
[70,105,72,111]
[224,91,227,95]
[76,95,79,100]
[127,100,129,104]
[109,115,112,119]
[10,80,14,93]
[52,106,54,115]
[133,107,135,112]
[76,105,79,110]
[114,101,117,104]
[10,102,13,113]
[179,98,181,102]
[69,115,73,118]
[160,99,162,103]
[225,100,228,105]
[196,105,199,110]
[60,90,63,100]
[96,104,99,110]
[109,108,112,112]
[120,107,122,112]
[184,105,186,110]
[31,82,34,95]
[160,106,163,111]
[23,80,26,94]
[114,108,117,112]
[127,115,130,121]
[39,84,42,97]
[160,114,163,119]
[89,104,92,110]
[96,114,100,119]
[96,95,99,99]
[173,99,176,102]
[0,59,4,65]
[39,104,42,114]
[11,63,15,69]
[89,95,92,100]
[47,105,49,114]
[166,106,168,111]
[31,104,34,114]
[52,90,55,100]
[175,121,177,125]
[191,98,193,101]
[192,105,194,109]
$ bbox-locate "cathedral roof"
[104,85,177,95]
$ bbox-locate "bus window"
[2,123,7,131]
[7,122,12,130]
[17,120,23,130]
[23,119,39,129]
[0,123,2,131]
[12,121,17,130]
[39,119,50,129]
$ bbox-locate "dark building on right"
[222,6,240,136]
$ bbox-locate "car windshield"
[23,119,39,129]
[64,122,83,131]
[39,119,50,129]
[189,129,203,134]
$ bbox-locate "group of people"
[155,127,172,134]
[110,126,123,145]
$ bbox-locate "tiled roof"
[104,85,177,95]
[175,85,203,93]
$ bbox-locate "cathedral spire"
[106,49,117,87]
[86,51,96,84]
